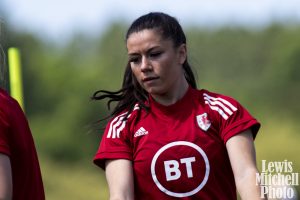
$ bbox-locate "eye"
[129,56,140,64]
[149,51,162,58]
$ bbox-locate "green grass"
[40,158,109,200]
[256,118,300,171]
[255,117,300,195]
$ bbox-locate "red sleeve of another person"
[0,93,11,156]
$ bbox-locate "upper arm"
[226,129,258,176]
[226,129,263,199]
[105,159,134,200]
[0,153,12,200]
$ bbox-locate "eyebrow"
[128,46,161,56]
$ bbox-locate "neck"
[151,79,189,106]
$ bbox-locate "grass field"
[40,158,108,200]
[256,117,300,174]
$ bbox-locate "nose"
[140,56,152,72]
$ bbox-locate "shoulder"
[0,89,20,110]
[196,89,240,120]
[193,88,240,106]
[105,104,140,139]
[200,89,239,106]
[0,89,27,128]
[0,89,10,105]
[0,89,23,114]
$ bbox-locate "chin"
[146,86,166,96]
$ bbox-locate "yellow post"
[8,48,25,110]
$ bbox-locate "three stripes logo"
[106,104,139,138]
[134,127,149,137]
[203,93,237,120]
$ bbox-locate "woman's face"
[127,29,187,98]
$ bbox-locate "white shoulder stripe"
[107,104,140,138]
[203,93,237,111]
[203,93,237,120]
[205,103,229,120]
[116,112,133,138]
[107,113,127,138]
[112,115,127,138]
[204,97,233,115]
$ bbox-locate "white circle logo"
[151,141,210,198]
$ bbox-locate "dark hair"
[92,12,197,120]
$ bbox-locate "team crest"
[196,113,211,131]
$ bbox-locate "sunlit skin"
[127,29,189,106]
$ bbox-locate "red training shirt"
[94,86,260,199]
[0,89,45,200]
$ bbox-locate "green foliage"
[186,25,300,120]
[2,20,299,160]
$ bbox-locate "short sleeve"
[203,91,260,144]
[93,112,133,170]
[221,99,260,143]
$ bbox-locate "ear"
[177,43,187,65]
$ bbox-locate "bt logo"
[164,157,196,181]
[151,141,210,198]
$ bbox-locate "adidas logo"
[134,127,149,137]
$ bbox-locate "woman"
[0,46,45,199]
[93,12,263,200]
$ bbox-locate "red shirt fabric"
[0,89,45,200]
[94,87,260,200]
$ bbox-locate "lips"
[142,77,159,83]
